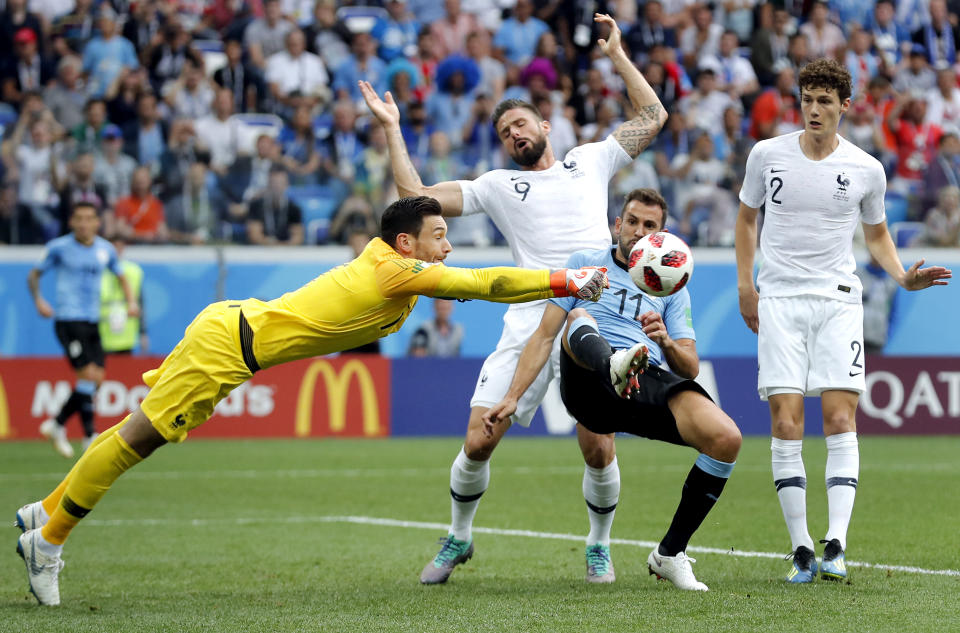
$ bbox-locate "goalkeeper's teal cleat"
[585,543,616,583]
[785,545,818,583]
[420,534,473,584]
[820,538,847,581]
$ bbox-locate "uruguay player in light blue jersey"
[27,203,139,459]
[484,189,741,591]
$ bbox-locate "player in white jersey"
[736,59,951,584]
[362,13,668,584]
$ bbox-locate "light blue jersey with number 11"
[38,234,120,323]
[550,247,695,368]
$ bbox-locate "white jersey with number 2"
[739,130,887,304]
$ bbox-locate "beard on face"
[511,134,547,166]
[618,233,636,262]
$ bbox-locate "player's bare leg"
[819,389,859,581]
[768,392,817,582]
[646,390,740,591]
[18,408,164,605]
[577,426,618,583]
[421,407,508,584]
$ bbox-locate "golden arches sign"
[0,375,8,439]
[295,359,382,437]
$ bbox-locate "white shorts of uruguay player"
[757,295,866,400]
[470,302,575,431]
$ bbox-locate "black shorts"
[54,321,105,369]
[559,347,712,445]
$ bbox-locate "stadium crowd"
[1,0,959,248]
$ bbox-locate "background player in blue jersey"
[27,202,139,458]
[484,189,741,591]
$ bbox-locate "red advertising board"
[857,357,960,434]
[0,356,390,440]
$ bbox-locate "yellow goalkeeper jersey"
[240,237,555,369]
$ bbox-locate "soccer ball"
[628,232,694,297]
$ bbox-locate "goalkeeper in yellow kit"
[14,196,609,606]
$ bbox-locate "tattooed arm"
[595,13,668,159]
[359,81,465,216]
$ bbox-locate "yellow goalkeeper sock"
[41,431,142,545]
[41,416,130,516]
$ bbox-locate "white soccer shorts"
[470,302,563,427]
[757,295,866,400]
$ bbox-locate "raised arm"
[482,303,568,435]
[595,13,668,158]
[862,221,952,290]
[360,80,465,216]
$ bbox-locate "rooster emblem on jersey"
[836,173,850,192]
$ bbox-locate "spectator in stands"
[2,117,64,241]
[246,166,303,245]
[71,98,109,156]
[920,185,960,246]
[408,299,464,357]
[571,67,610,127]
[329,194,377,246]
[411,26,441,100]
[679,68,736,134]
[122,0,165,60]
[157,118,204,204]
[466,29,505,104]
[322,100,365,182]
[265,28,329,112]
[162,57,215,121]
[785,33,812,77]
[749,62,801,141]
[244,0,294,70]
[913,0,956,68]
[427,56,479,149]
[870,0,911,72]
[926,68,960,131]
[580,98,622,144]
[0,180,33,243]
[893,45,936,93]
[213,38,262,114]
[887,91,943,196]
[277,102,322,185]
[799,1,846,59]
[0,0,43,62]
[124,92,167,170]
[332,31,388,104]
[840,100,887,160]
[355,122,393,212]
[626,0,678,65]
[196,89,240,177]
[533,93,576,160]
[82,5,138,98]
[675,131,736,246]
[846,29,880,99]
[114,165,168,242]
[750,5,790,87]
[400,100,434,169]
[1,28,55,111]
[701,29,760,102]
[52,0,98,58]
[57,151,110,236]
[431,0,478,58]
[679,3,723,70]
[922,131,960,212]
[43,55,87,132]
[220,133,280,233]
[304,0,352,73]
[493,0,549,68]
[371,0,420,62]
[166,162,218,245]
[855,254,899,354]
[384,57,422,121]
[712,104,753,189]
[94,124,137,206]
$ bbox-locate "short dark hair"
[71,201,98,217]
[621,188,668,229]
[798,58,852,102]
[492,98,543,129]
[380,196,443,248]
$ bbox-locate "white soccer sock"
[35,531,63,557]
[771,438,814,551]
[449,447,489,542]
[824,432,859,550]
[583,457,620,547]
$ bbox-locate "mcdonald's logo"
[0,374,9,439]
[295,359,385,437]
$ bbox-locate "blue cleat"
[820,538,847,581]
[785,545,818,583]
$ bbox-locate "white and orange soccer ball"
[627,232,694,297]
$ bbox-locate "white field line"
[78,513,960,578]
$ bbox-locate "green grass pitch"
[1,435,958,633]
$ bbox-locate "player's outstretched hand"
[35,297,53,318]
[359,80,400,128]
[901,259,952,291]
[738,286,759,334]
[481,398,517,438]
[127,301,141,318]
[594,13,622,57]
[551,266,609,301]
